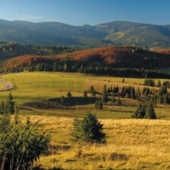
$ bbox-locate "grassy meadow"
[1,72,170,169]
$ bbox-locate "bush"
[0,114,50,170]
[72,112,106,143]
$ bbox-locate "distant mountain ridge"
[0,19,170,48]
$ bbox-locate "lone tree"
[72,112,106,143]
[67,91,72,98]
[83,90,88,98]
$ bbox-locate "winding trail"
[0,78,14,91]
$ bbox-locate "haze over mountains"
[0,19,170,48]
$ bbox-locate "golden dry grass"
[20,115,170,170]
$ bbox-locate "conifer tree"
[95,100,103,109]
[72,112,106,143]
[5,92,15,114]
[102,92,108,103]
[67,91,72,98]
[132,104,145,118]
[83,90,88,98]
[145,103,157,119]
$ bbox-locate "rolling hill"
[0,19,170,48]
[2,46,170,78]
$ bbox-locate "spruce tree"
[5,92,15,114]
[132,104,145,118]
[67,91,72,98]
[102,92,108,103]
[145,103,157,119]
[95,100,103,109]
[83,90,88,98]
[72,112,106,143]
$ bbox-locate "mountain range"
[0,19,170,48]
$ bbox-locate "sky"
[0,0,170,26]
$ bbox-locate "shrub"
[0,114,50,170]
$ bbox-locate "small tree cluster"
[107,86,119,94]
[157,85,170,104]
[0,92,17,114]
[72,112,106,143]
[121,86,136,99]
[144,79,155,86]
[142,87,152,96]
[132,103,157,119]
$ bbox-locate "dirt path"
[0,78,14,91]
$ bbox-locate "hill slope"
[0,19,170,48]
[2,46,170,78]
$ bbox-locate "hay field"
[23,115,170,170]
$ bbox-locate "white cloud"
[16,14,56,22]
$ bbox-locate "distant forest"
[1,43,170,78]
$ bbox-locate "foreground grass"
[21,115,170,170]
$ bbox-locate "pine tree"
[157,80,161,87]
[89,86,96,97]
[67,91,72,98]
[95,100,103,109]
[102,92,108,103]
[83,90,88,98]
[145,103,157,119]
[132,104,145,118]
[72,112,106,143]
[5,92,15,114]
[0,101,5,114]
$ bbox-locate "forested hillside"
[2,46,170,78]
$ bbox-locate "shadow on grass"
[48,97,97,106]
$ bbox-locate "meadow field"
[1,72,170,169]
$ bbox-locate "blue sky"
[0,0,169,25]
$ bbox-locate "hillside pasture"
[1,72,170,119]
[21,115,170,170]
